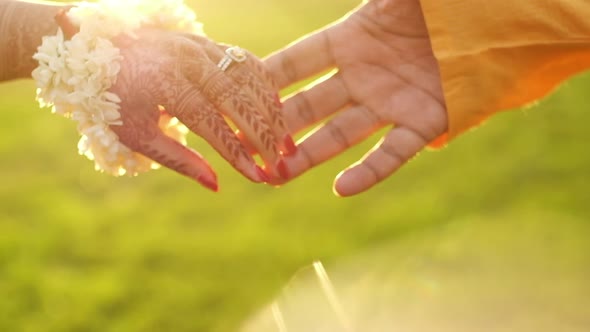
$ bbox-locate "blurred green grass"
[0,0,589,331]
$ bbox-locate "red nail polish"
[255,165,271,183]
[283,135,297,156]
[276,159,289,179]
[198,176,219,192]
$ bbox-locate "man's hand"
[265,0,447,196]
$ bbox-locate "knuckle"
[280,53,298,83]
[294,93,315,124]
[361,160,382,182]
[325,121,351,149]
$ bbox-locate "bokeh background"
[0,0,589,331]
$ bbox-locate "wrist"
[0,1,69,81]
[32,0,202,176]
[357,0,430,38]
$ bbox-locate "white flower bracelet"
[32,0,203,176]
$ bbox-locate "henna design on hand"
[109,29,286,185]
[176,38,282,167]
[0,1,287,188]
[177,33,295,162]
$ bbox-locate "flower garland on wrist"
[32,0,202,176]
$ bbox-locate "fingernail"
[197,175,219,192]
[283,135,297,156]
[255,165,271,183]
[276,159,289,179]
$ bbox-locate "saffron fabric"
[419,0,590,141]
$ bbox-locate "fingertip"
[191,159,218,192]
[332,168,367,198]
[130,129,222,192]
[276,159,290,180]
[282,134,298,156]
[333,171,349,197]
[332,184,345,198]
[264,165,286,186]
[197,174,219,192]
[255,165,271,183]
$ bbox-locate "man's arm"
[420,0,590,140]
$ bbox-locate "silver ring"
[217,46,247,72]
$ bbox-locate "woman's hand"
[107,30,294,191]
[265,0,448,196]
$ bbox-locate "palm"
[266,0,447,196]
[333,13,444,131]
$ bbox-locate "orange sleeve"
[419,0,590,142]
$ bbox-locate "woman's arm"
[0,0,68,81]
[1,0,291,190]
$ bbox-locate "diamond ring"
[217,46,247,72]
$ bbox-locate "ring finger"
[180,47,283,177]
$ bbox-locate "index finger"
[264,28,336,89]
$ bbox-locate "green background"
[0,0,588,331]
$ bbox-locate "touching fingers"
[264,28,336,89]
[206,42,296,157]
[333,126,428,197]
[200,72,281,168]
[178,49,283,178]
[284,105,384,180]
[166,83,270,184]
[239,50,297,156]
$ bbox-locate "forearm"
[419,0,590,140]
[0,0,67,81]
[420,0,590,54]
